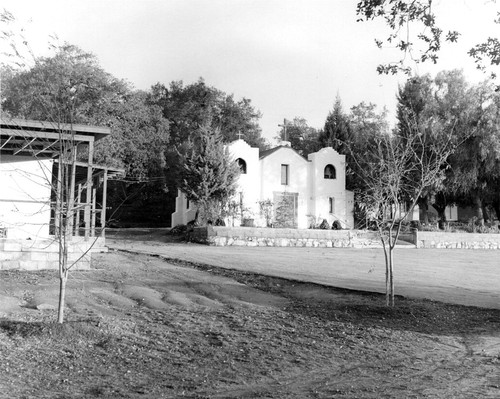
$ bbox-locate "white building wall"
[307,148,353,228]
[0,155,53,239]
[171,189,197,226]
[227,140,261,225]
[260,147,309,228]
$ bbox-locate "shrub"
[331,220,342,230]
[169,224,188,235]
[319,219,330,229]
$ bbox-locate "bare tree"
[351,114,457,306]
[1,12,116,323]
[53,126,82,323]
[1,118,112,323]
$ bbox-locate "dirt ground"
[1,231,500,398]
[106,229,500,310]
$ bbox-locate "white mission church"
[171,139,355,229]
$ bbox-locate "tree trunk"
[492,197,500,222]
[57,221,69,324]
[193,209,200,226]
[57,270,68,324]
[433,204,447,223]
[389,246,395,307]
[482,202,490,224]
[432,192,448,223]
[419,196,429,224]
[473,193,484,226]
[382,236,390,307]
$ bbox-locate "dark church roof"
[259,144,309,161]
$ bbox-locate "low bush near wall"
[417,221,499,234]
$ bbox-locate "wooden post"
[75,184,82,236]
[54,156,62,237]
[84,140,94,241]
[101,169,108,238]
[91,184,97,237]
[66,146,77,241]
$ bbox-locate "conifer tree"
[320,96,352,154]
[178,126,240,224]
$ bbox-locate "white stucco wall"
[228,140,261,224]
[171,189,197,227]
[260,146,310,228]
[307,147,353,228]
[0,155,53,239]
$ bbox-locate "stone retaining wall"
[0,237,107,270]
[188,226,500,250]
[416,231,500,249]
[197,227,382,248]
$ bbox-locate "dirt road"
[1,231,500,398]
[108,235,500,309]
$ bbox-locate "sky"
[2,0,499,143]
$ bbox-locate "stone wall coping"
[212,226,379,239]
[417,231,500,241]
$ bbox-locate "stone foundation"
[0,236,107,270]
[189,226,382,248]
[188,227,500,250]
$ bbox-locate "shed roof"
[0,118,110,158]
[53,160,125,184]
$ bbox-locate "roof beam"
[13,137,37,155]
[0,135,13,149]
[0,128,95,143]
[0,118,110,135]
[33,139,60,156]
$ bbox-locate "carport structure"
[0,118,124,269]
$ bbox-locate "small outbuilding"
[0,119,123,270]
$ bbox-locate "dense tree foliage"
[346,102,390,200]
[148,79,266,150]
[275,117,321,156]
[1,44,170,181]
[445,81,500,223]
[146,79,267,224]
[396,71,500,224]
[2,45,127,123]
[396,74,448,223]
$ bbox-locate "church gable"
[259,146,309,190]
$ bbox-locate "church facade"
[171,139,354,229]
